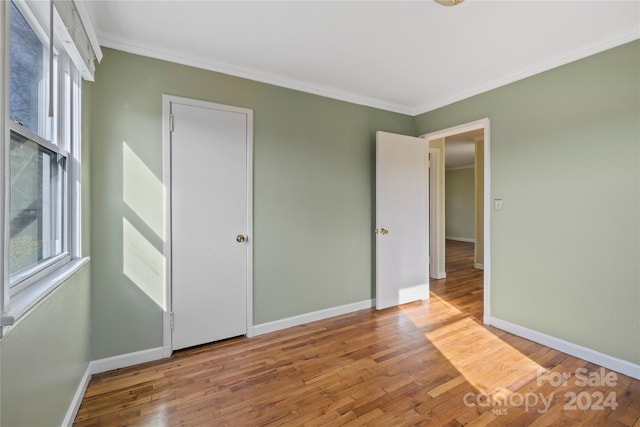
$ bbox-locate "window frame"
[9,0,55,141]
[1,0,86,328]
[7,122,71,293]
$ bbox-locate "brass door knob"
[236,234,246,243]
[375,228,389,235]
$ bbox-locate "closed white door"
[376,131,429,310]
[170,98,252,351]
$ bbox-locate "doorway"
[444,128,484,268]
[421,118,490,323]
[162,95,254,352]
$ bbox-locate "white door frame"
[161,94,254,356]
[428,148,444,280]
[421,118,491,324]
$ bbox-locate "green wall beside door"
[415,40,640,364]
[90,41,639,367]
[89,48,415,359]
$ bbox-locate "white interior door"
[376,131,429,310]
[170,99,251,351]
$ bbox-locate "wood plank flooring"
[75,240,640,426]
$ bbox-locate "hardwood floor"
[75,240,640,426]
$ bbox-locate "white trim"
[251,299,375,337]
[413,30,640,115]
[474,263,484,270]
[445,165,474,171]
[90,346,165,375]
[61,362,91,427]
[488,316,640,380]
[99,34,413,115]
[72,0,103,63]
[97,30,638,117]
[482,123,490,324]
[162,95,254,351]
[446,236,475,243]
[161,96,172,356]
[0,0,7,330]
[428,148,443,280]
[63,347,166,424]
[1,258,89,329]
[421,118,491,324]
[71,69,82,258]
[162,311,172,359]
[161,344,172,359]
[245,105,254,338]
[421,119,490,142]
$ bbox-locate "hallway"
[431,239,484,322]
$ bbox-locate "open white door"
[376,131,429,310]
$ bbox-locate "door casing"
[161,95,254,356]
[428,148,444,280]
[421,118,491,324]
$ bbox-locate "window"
[9,130,66,278]
[7,0,71,292]
[9,0,49,138]
[1,0,99,327]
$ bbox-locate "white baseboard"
[62,347,167,425]
[446,236,475,243]
[431,272,446,279]
[90,346,166,375]
[250,299,375,337]
[488,316,640,380]
[62,363,92,427]
[474,263,484,270]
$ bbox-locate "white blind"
[52,0,102,81]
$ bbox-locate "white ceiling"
[85,1,639,115]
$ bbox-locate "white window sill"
[1,257,90,334]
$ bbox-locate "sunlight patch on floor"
[401,294,542,396]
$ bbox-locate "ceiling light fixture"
[434,0,465,6]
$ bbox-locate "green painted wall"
[89,48,415,359]
[415,40,640,364]
[0,266,91,426]
[445,167,475,240]
[0,31,636,427]
[0,83,94,427]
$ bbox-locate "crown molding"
[411,30,640,116]
[97,32,414,116]
[97,28,638,118]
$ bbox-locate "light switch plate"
[494,199,504,211]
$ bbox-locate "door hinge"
[169,115,174,132]
[170,312,175,330]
